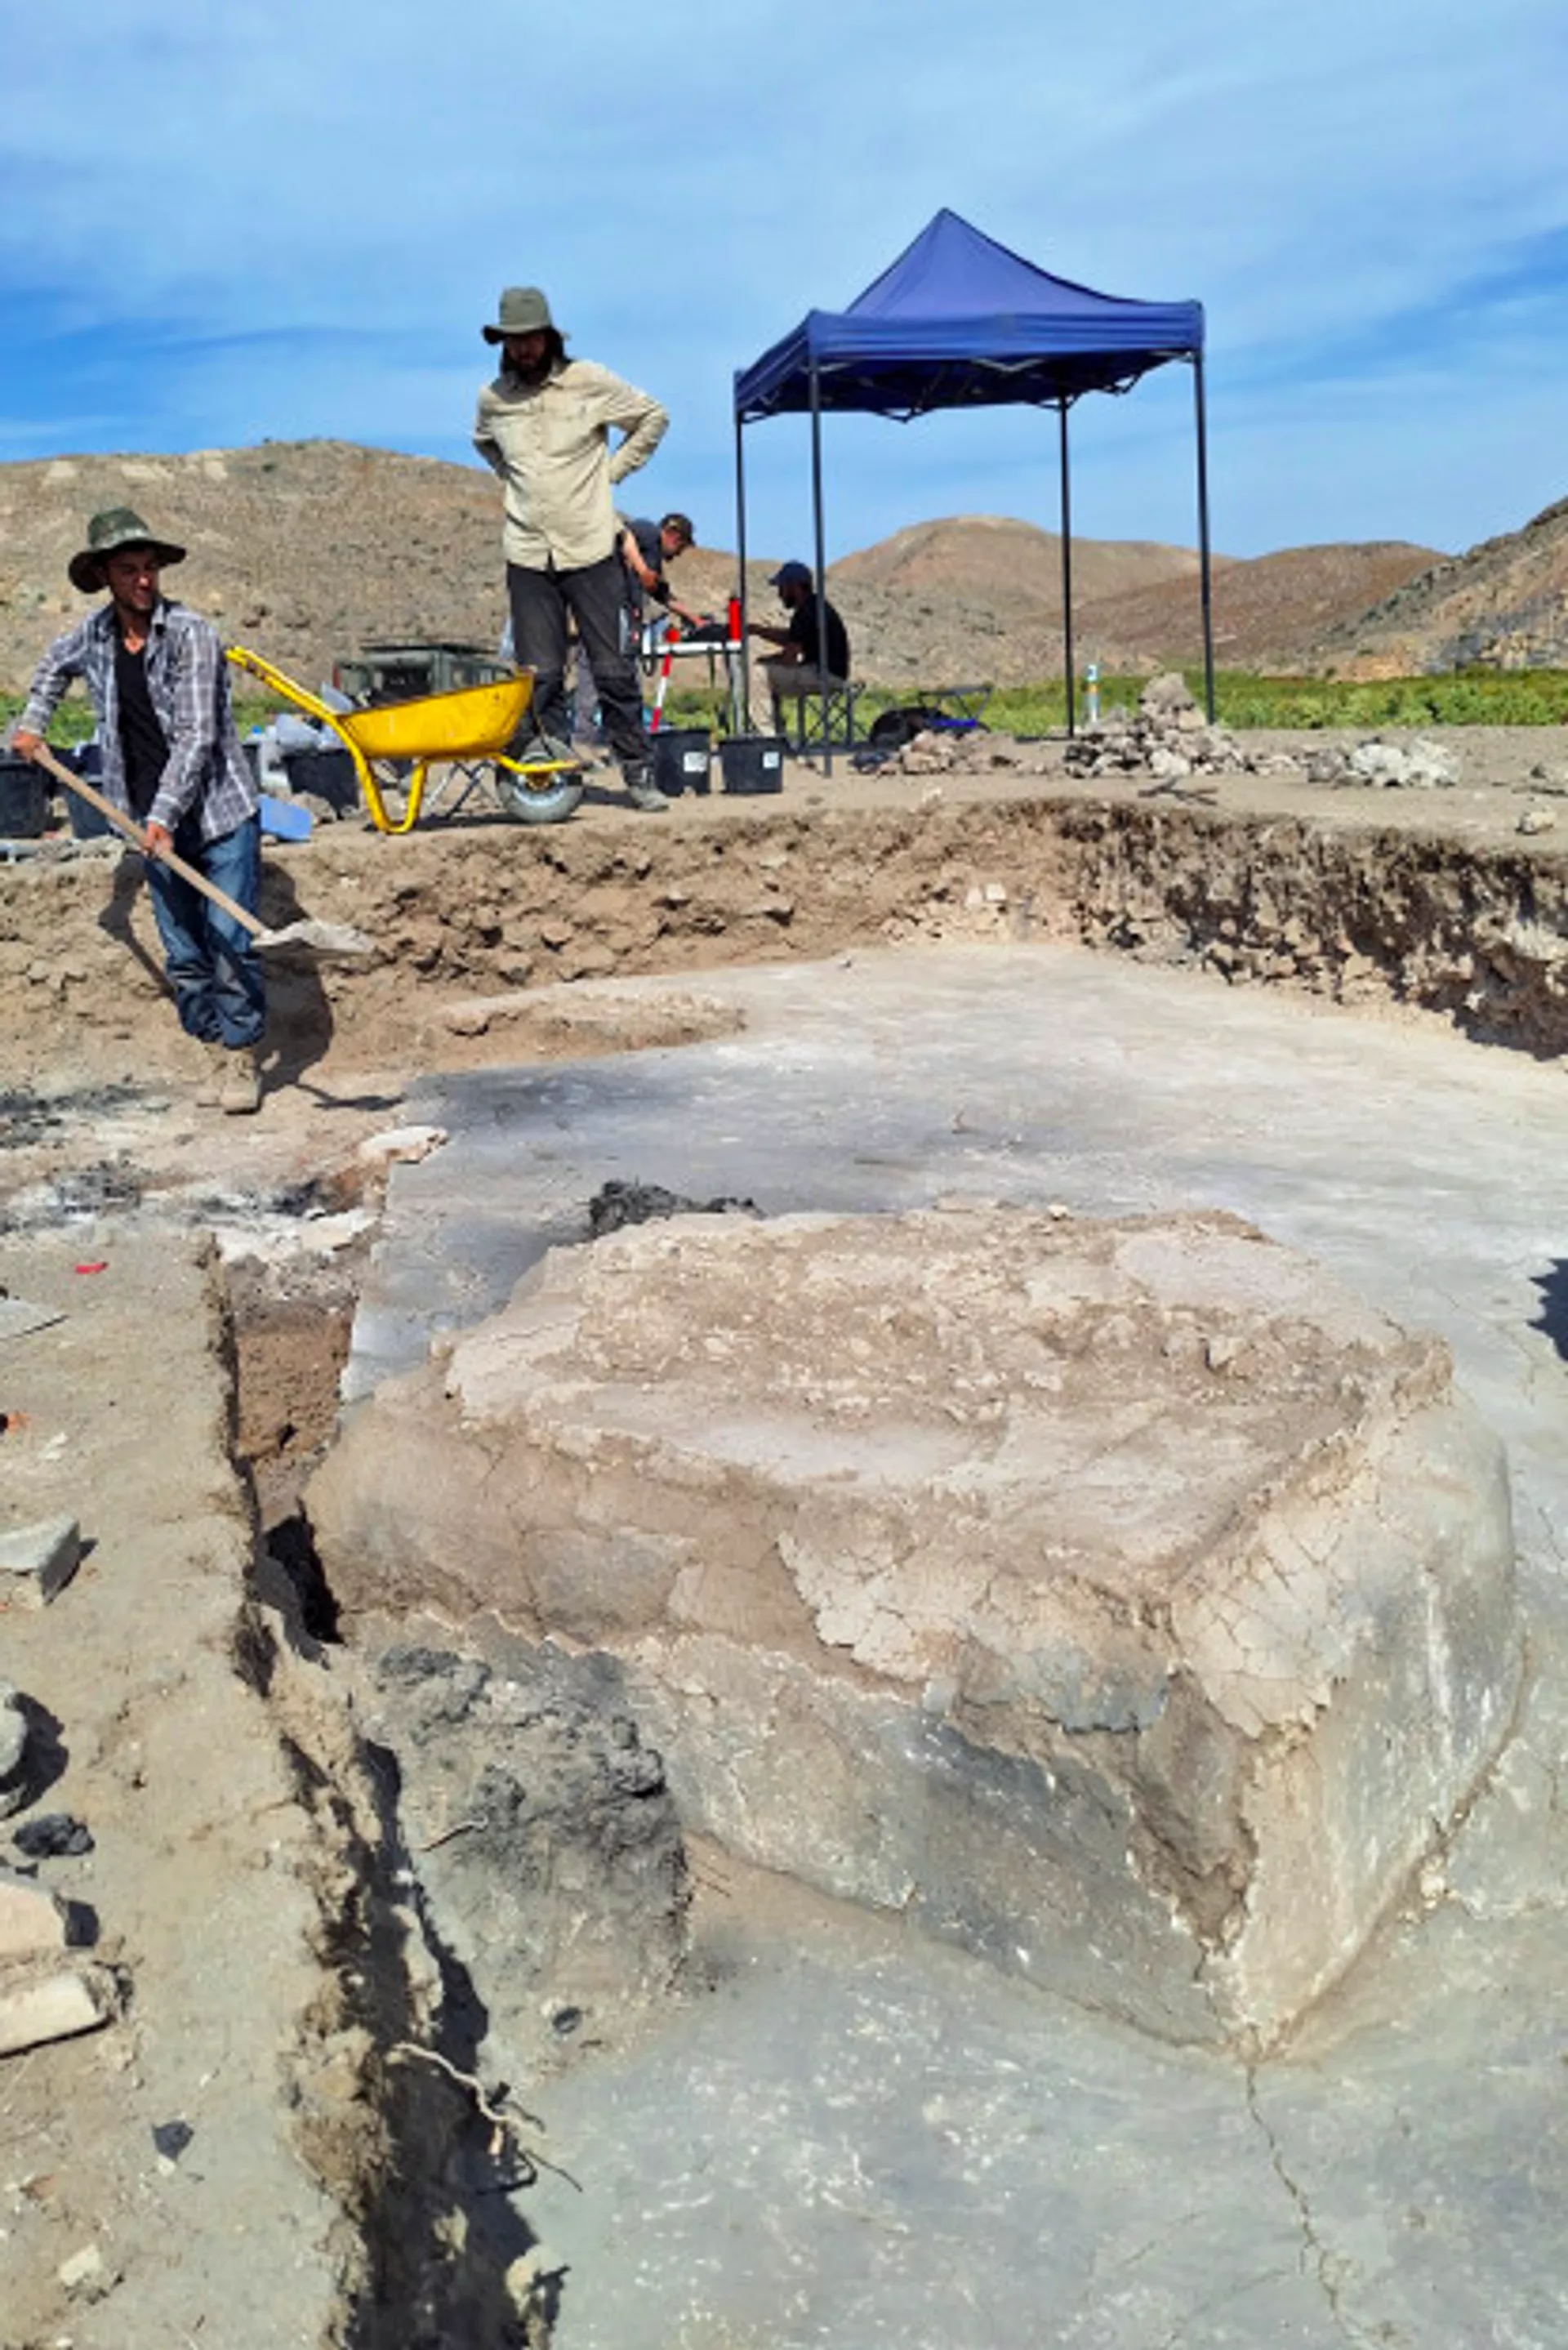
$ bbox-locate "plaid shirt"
[20,599,256,843]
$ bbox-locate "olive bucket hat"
[69,506,186,595]
[482,285,563,345]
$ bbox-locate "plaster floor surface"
[349,941,1568,2350]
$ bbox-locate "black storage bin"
[719,734,786,796]
[0,752,50,838]
[283,746,360,814]
[650,727,711,797]
[51,743,116,839]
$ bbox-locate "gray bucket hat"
[69,506,186,595]
[482,285,563,345]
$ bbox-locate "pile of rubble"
[871,673,1471,798]
[1062,672,1301,785]
[1299,736,1462,790]
[869,725,1046,778]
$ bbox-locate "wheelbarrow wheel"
[493,735,584,827]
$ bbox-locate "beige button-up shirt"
[473,358,669,572]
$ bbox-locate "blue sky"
[2,0,1566,564]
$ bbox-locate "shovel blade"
[256,918,374,960]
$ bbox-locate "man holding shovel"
[11,508,267,1113]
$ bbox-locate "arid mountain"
[821,514,1231,686]
[831,514,1222,609]
[0,436,1545,695]
[1313,496,1568,675]
[1078,542,1444,672]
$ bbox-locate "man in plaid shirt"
[11,507,266,1113]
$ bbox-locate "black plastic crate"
[282,747,360,814]
[650,728,711,797]
[0,753,49,838]
[718,735,786,796]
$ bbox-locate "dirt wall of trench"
[4,791,1568,1090]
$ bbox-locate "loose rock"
[0,1681,31,1819]
[0,1865,70,1959]
[0,1513,82,1604]
[0,1964,118,2056]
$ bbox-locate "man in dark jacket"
[11,507,266,1113]
[620,511,702,644]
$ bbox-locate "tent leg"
[1058,402,1076,738]
[1193,353,1215,723]
[810,363,831,778]
[734,407,751,733]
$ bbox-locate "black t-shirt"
[788,595,850,680]
[115,634,169,817]
[621,517,668,631]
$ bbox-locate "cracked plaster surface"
[312,1202,1521,2047]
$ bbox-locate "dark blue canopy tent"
[733,209,1213,751]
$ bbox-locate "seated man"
[747,560,850,735]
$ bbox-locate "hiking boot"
[218,1045,263,1116]
[623,765,669,814]
[194,1040,230,1108]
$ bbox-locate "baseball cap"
[768,560,813,590]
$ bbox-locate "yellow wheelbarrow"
[225,644,585,834]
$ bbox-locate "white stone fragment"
[0,1515,81,1604]
[356,1125,449,1171]
[0,1868,70,1960]
[0,1966,117,2057]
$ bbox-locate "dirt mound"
[1316,495,1568,673]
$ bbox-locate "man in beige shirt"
[474,285,670,811]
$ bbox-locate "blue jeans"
[145,814,266,1048]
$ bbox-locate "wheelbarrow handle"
[26,742,270,944]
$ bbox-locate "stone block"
[0,1965,117,2056]
[0,1866,70,1959]
[0,1681,29,1819]
[310,1206,1523,2049]
[0,1514,82,1604]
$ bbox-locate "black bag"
[867,704,947,751]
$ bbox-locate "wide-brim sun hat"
[69,506,186,595]
[483,285,564,345]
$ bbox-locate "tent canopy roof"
[733,208,1204,423]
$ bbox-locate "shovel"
[28,744,373,960]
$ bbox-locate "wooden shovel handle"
[27,742,268,943]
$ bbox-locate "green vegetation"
[9,669,1568,753]
[666,670,1568,736]
[0,686,283,745]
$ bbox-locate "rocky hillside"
[0,436,1551,693]
[831,514,1218,607]
[1313,496,1568,674]
[1079,542,1444,671]
[0,443,507,693]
